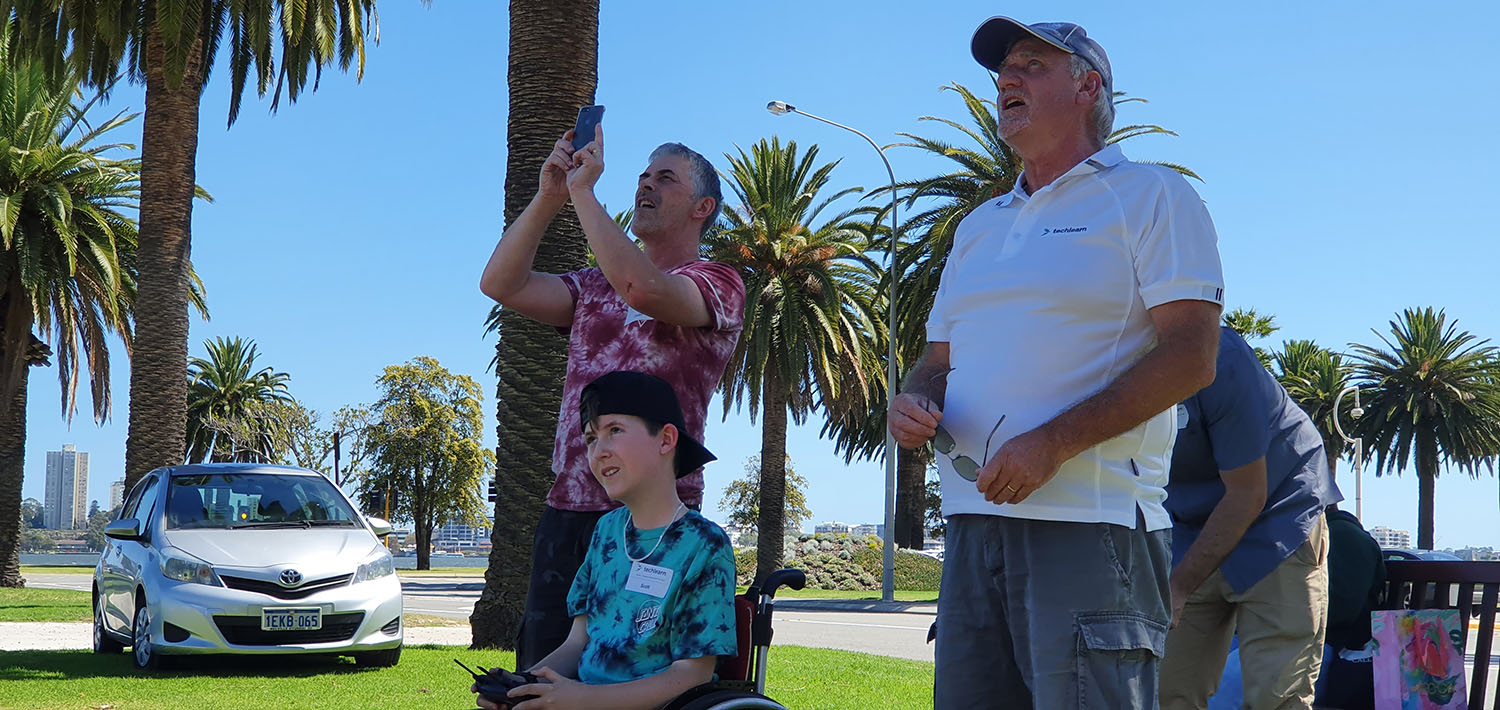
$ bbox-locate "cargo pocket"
[1075,611,1167,710]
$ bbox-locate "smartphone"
[572,105,605,151]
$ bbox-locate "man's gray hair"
[1069,54,1114,146]
[649,142,722,237]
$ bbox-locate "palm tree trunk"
[0,278,37,588]
[895,447,929,548]
[1416,431,1438,551]
[0,365,29,588]
[125,12,205,491]
[755,372,790,584]
[470,0,599,650]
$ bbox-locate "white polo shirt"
[926,144,1224,531]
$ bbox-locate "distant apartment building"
[1370,526,1412,549]
[814,521,850,535]
[109,479,126,511]
[431,520,492,552]
[1454,547,1500,562]
[851,524,880,538]
[722,522,753,548]
[44,444,89,529]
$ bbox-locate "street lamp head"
[1351,406,1365,419]
[766,100,795,115]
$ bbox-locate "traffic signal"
[487,479,497,504]
[369,490,386,514]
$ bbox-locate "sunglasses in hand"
[920,382,1005,482]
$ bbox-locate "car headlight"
[160,548,222,586]
[353,550,395,584]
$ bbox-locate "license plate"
[261,608,322,631]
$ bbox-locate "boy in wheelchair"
[476,371,739,710]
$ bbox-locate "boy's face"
[584,413,676,500]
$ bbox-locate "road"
[25,574,936,661]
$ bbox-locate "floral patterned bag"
[1372,609,1469,710]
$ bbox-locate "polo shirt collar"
[997,144,1128,207]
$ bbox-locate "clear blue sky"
[22,1,1500,548]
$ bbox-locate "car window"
[137,477,163,526]
[166,473,361,529]
[118,476,153,521]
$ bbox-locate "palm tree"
[185,336,291,463]
[4,0,386,492]
[1272,339,1355,474]
[1349,308,1500,549]
[0,50,141,588]
[1223,308,1279,341]
[1224,308,1279,368]
[471,0,599,650]
[708,137,886,582]
[817,203,927,549]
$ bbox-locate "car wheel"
[355,645,402,667]
[93,594,124,654]
[131,600,171,671]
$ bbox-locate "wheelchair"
[662,568,807,710]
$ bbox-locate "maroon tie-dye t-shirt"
[549,261,745,512]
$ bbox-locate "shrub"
[734,548,757,587]
[740,534,941,591]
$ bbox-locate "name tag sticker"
[624,306,652,326]
[625,562,674,598]
[1175,403,1190,430]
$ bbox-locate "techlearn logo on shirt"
[1041,226,1088,236]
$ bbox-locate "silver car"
[93,463,403,671]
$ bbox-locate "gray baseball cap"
[971,17,1113,95]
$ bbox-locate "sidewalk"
[773,598,936,615]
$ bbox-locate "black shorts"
[516,505,604,669]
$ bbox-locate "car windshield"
[166,473,362,530]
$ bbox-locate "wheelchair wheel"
[665,687,788,710]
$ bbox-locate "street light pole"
[1333,386,1365,519]
[332,430,342,488]
[768,100,901,602]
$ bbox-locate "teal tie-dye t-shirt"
[565,507,738,685]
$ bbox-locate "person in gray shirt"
[1160,327,1342,710]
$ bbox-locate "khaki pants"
[1160,513,1329,710]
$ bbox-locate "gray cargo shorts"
[934,512,1171,710]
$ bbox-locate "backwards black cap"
[579,371,716,479]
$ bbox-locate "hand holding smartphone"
[571,105,605,151]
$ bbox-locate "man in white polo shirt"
[889,17,1225,709]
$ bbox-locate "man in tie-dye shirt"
[480,123,745,668]
[474,372,737,710]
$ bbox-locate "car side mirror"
[105,518,144,541]
[365,516,393,537]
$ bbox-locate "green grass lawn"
[0,589,91,623]
[18,566,94,575]
[395,567,486,576]
[735,586,939,603]
[0,645,932,710]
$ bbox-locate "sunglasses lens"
[933,426,956,454]
[955,456,980,482]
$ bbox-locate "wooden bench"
[1380,560,1500,709]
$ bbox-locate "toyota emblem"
[280,569,303,586]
